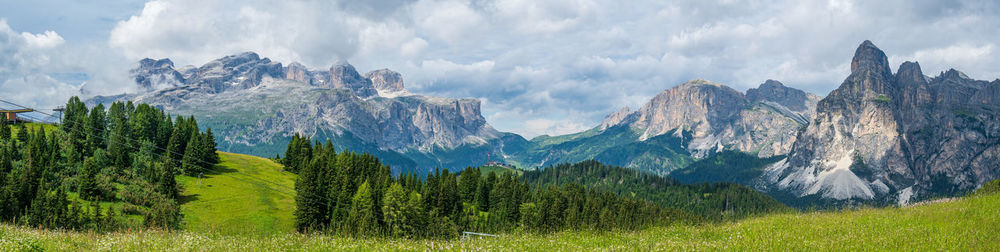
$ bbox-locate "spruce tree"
[203,129,218,164]
[85,103,107,152]
[181,133,204,176]
[79,157,99,200]
[382,182,407,238]
[348,180,377,236]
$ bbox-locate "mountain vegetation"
[5,181,998,250]
[284,135,685,239]
[0,97,218,231]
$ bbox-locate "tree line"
[0,97,218,231]
[523,160,791,221]
[286,134,711,239]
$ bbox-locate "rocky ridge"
[96,52,501,172]
[766,41,1000,203]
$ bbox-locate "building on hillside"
[0,109,34,124]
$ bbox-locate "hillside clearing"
[176,152,297,235]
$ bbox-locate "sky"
[1,0,999,138]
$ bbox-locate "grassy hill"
[4,184,997,250]
[176,152,297,235]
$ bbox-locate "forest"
[285,134,789,238]
[0,97,218,231]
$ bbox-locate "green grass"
[175,152,297,235]
[4,190,998,250]
[478,165,522,176]
[10,122,58,135]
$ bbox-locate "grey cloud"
[3,0,1000,138]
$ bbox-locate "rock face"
[131,58,186,92]
[365,69,406,93]
[328,62,378,98]
[96,52,501,172]
[601,79,819,158]
[767,41,1000,203]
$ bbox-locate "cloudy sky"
[1,0,999,138]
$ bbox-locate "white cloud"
[5,0,1000,137]
[20,30,64,49]
[0,20,78,112]
[412,0,484,44]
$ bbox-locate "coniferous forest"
[285,134,789,238]
[0,97,218,230]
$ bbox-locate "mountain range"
[88,41,1000,205]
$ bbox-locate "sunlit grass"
[175,152,297,235]
[4,192,997,251]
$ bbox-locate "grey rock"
[768,41,1000,203]
[365,69,406,93]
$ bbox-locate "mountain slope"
[508,79,819,175]
[89,53,501,174]
[177,152,296,235]
[767,40,1000,203]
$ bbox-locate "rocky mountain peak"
[599,106,636,130]
[131,57,185,92]
[365,69,405,93]
[939,68,970,80]
[895,61,926,85]
[284,62,310,84]
[850,40,892,78]
[329,61,378,98]
[746,79,812,111]
[139,58,175,69]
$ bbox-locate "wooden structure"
[0,109,34,123]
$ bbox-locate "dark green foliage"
[524,159,790,221]
[671,151,785,185]
[0,96,218,231]
[290,136,708,239]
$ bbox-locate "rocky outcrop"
[187,52,284,93]
[109,52,501,164]
[767,41,1000,203]
[746,79,818,112]
[365,69,406,93]
[328,61,378,98]
[598,79,819,158]
[284,62,311,84]
[131,58,186,91]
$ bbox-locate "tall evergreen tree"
[85,103,107,153]
[348,180,377,236]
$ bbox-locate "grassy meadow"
[2,186,998,250]
[176,152,297,235]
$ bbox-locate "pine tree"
[203,129,218,164]
[382,182,408,238]
[85,103,107,152]
[348,180,377,236]
[180,133,204,176]
[79,157,99,200]
[478,172,496,211]
[165,117,188,170]
[458,167,480,202]
[61,96,88,163]
[107,102,131,170]
[294,154,325,232]
[158,162,179,200]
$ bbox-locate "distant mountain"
[505,78,819,175]
[765,41,1000,204]
[89,52,503,174]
